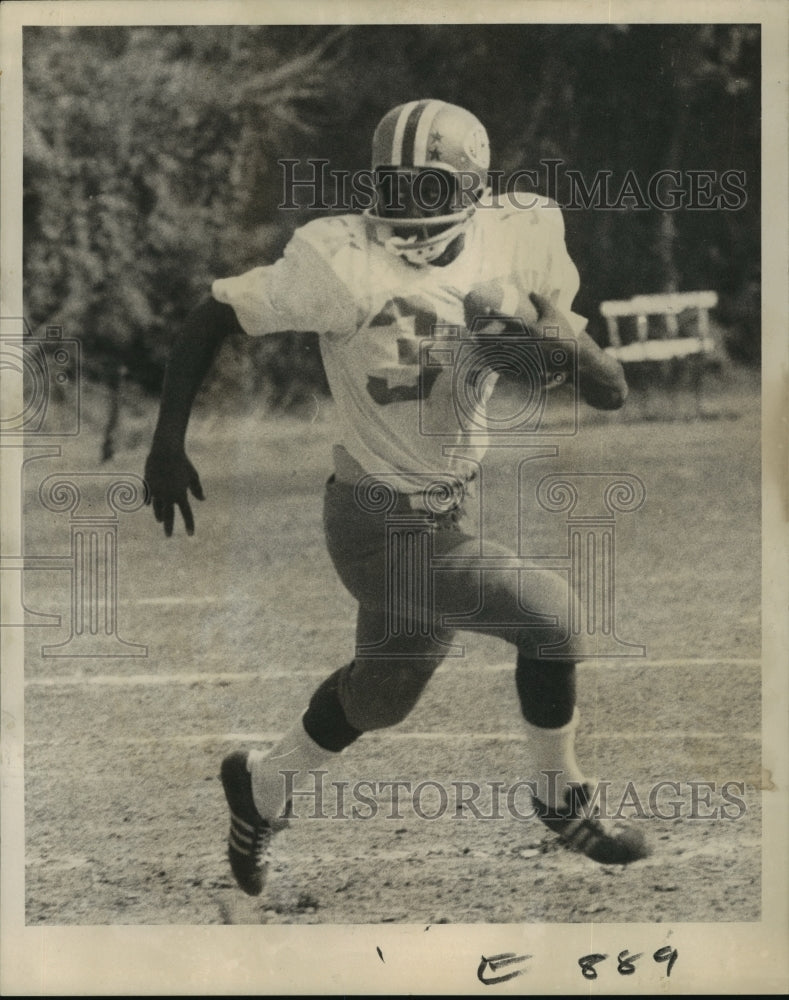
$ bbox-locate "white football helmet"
[365,100,491,265]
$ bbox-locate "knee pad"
[515,655,577,728]
[302,665,362,752]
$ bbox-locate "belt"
[332,445,474,515]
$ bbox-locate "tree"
[23,23,761,418]
[24,25,342,401]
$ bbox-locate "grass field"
[21,369,762,926]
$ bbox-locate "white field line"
[28,839,762,875]
[127,597,220,606]
[25,658,761,688]
[123,598,351,623]
[25,730,760,747]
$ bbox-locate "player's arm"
[144,297,243,537]
[513,199,626,409]
[533,206,627,409]
[463,282,628,411]
[529,292,628,410]
[145,224,356,537]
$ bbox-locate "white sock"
[248,715,338,821]
[523,708,585,808]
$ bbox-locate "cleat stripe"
[229,810,255,833]
[229,832,253,856]
[229,823,253,845]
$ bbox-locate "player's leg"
[222,616,450,896]
[221,476,454,895]
[294,499,587,816]
[429,535,648,864]
[429,539,584,801]
[221,659,366,896]
[336,603,453,730]
[244,604,450,813]
[239,480,458,833]
[321,484,589,814]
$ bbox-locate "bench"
[599,291,720,416]
[600,290,718,362]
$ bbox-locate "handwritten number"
[617,950,643,975]
[578,946,677,981]
[653,946,678,977]
[578,954,607,980]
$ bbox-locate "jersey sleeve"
[211,223,358,339]
[516,198,587,334]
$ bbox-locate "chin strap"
[383,218,470,264]
[365,200,480,266]
[378,184,492,265]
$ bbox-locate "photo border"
[1,0,787,994]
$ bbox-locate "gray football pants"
[322,475,581,731]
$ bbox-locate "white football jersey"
[212,197,585,493]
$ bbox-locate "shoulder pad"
[486,193,566,238]
[292,215,367,262]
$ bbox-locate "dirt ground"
[22,372,763,927]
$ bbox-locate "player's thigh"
[324,478,576,657]
[323,476,391,604]
[338,602,454,730]
[352,598,454,669]
[432,536,575,656]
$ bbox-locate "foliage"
[23,23,761,411]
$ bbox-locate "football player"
[144,99,648,898]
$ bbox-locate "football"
[463,277,539,334]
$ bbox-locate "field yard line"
[275,841,764,868]
[25,730,760,746]
[24,657,761,687]
[27,839,762,874]
[122,598,350,621]
[26,672,261,687]
[127,597,221,606]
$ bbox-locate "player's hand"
[529,291,628,409]
[527,292,577,339]
[143,444,205,537]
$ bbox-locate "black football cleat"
[220,750,287,896]
[533,783,650,865]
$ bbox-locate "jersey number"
[366,295,441,406]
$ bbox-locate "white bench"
[600,290,718,363]
[599,291,720,416]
